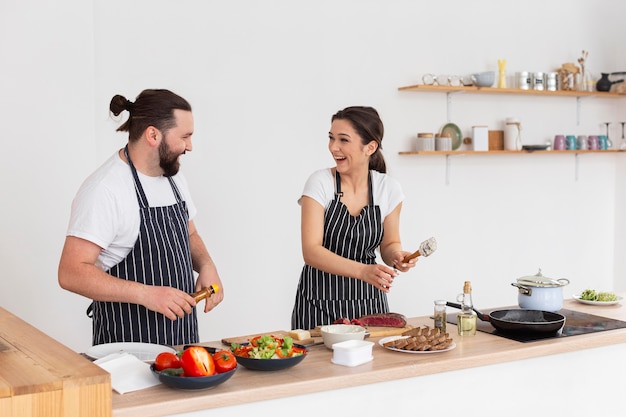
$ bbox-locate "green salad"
[231,334,305,359]
[580,289,618,302]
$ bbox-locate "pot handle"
[557,278,570,286]
[445,301,489,321]
[511,282,532,295]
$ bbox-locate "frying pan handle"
[445,301,488,321]
[446,301,462,310]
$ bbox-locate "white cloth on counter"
[94,352,160,394]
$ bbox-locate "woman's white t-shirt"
[299,168,404,218]
[66,152,197,271]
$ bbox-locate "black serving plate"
[233,344,307,371]
[150,364,237,390]
[522,145,550,151]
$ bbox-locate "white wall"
[2,0,626,353]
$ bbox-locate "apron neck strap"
[334,170,373,205]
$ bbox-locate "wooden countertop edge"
[0,308,111,397]
[114,331,626,417]
[112,298,626,417]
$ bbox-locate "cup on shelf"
[566,135,577,150]
[588,135,599,150]
[577,135,588,150]
[553,135,566,150]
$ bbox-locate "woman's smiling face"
[328,118,375,173]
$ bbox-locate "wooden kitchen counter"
[112,297,626,417]
[0,307,111,417]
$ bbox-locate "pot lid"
[516,268,569,287]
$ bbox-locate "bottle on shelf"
[504,117,522,151]
[456,281,477,336]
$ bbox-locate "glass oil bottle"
[457,281,476,336]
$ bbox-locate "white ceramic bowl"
[471,71,495,87]
[320,324,366,349]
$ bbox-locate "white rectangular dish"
[331,340,374,367]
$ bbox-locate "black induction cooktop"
[446,307,626,343]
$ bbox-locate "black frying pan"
[446,302,565,334]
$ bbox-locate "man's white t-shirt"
[299,168,404,218]
[66,151,197,271]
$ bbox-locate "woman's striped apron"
[291,170,389,330]
[90,145,198,346]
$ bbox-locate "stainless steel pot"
[511,269,569,312]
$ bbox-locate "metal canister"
[546,72,558,91]
[532,72,545,90]
[518,71,531,90]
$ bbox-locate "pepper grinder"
[191,284,220,302]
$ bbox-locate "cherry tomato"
[180,346,215,377]
[154,352,182,371]
[213,349,237,373]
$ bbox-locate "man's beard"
[159,140,182,177]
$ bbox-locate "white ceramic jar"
[435,133,452,151]
[504,117,522,150]
[416,133,435,151]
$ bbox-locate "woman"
[291,106,416,330]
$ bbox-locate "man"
[58,89,223,346]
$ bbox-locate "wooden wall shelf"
[398,149,624,184]
[399,149,625,155]
[397,84,626,99]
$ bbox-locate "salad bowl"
[234,350,307,371]
[231,334,308,371]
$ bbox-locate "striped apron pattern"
[90,145,198,346]
[291,170,389,330]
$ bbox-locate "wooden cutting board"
[309,325,413,338]
[221,330,319,347]
[221,325,414,348]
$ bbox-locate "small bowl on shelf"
[471,71,495,87]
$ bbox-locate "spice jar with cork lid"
[433,300,447,334]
